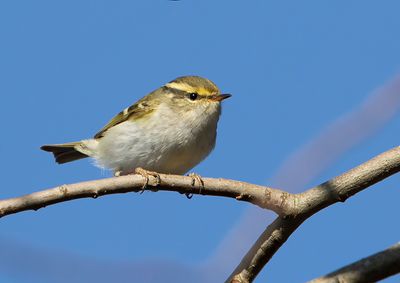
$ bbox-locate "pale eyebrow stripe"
[163,83,211,99]
[165,82,196,93]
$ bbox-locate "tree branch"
[0,174,286,218]
[308,242,400,283]
[227,146,400,282]
[1,147,399,283]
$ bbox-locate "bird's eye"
[189,93,198,100]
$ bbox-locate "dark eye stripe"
[164,86,207,99]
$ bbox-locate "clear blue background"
[0,1,399,282]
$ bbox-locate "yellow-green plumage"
[41,76,231,175]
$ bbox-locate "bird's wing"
[94,98,156,139]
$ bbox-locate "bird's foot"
[114,170,122,177]
[184,172,205,199]
[134,167,161,193]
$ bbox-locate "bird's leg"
[185,172,205,199]
[134,167,161,193]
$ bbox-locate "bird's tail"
[41,142,89,164]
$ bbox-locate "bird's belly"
[94,118,217,175]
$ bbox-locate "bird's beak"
[210,93,232,102]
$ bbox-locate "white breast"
[89,103,221,175]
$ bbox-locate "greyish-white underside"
[78,102,221,175]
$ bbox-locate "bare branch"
[309,242,400,283]
[0,174,285,218]
[212,74,400,280]
[1,147,399,283]
[227,146,400,282]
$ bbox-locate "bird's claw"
[134,167,161,193]
[184,172,204,199]
[189,173,204,191]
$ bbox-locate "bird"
[41,76,231,177]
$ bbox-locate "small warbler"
[41,76,231,176]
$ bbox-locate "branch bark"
[309,242,400,283]
[0,174,286,218]
[1,147,399,283]
[227,146,400,282]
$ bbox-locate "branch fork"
[1,146,400,282]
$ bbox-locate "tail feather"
[41,142,88,164]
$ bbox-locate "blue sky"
[0,1,399,282]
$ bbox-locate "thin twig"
[227,146,400,282]
[1,147,399,283]
[308,242,400,283]
[0,174,285,218]
[212,74,400,280]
